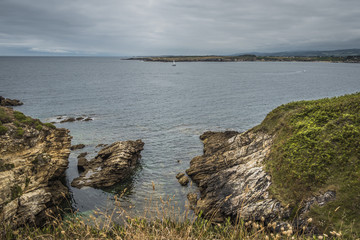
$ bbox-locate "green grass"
[0,107,57,135]
[255,93,360,237]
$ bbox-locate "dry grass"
[0,189,348,240]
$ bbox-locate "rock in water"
[178,175,189,186]
[71,140,144,188]
[0,107,71,227]
[0,96,23,106]
[70,143,85,150]
[186,130,287,222]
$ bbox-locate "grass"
[254,92,360,237]
[0,107,58,135]
[0,192,338,240]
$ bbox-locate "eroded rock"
[186,130,336,232]
[0,107,71,228]
[71,140,144,188]
[186,130,286,223]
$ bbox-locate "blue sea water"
[1,57,359,217]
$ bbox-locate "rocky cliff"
[186,131,289,223]
[0,107,71,227]
[71,140,144,189]
[186,93,360,237]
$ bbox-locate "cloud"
[0,0,359,55]
[29,48,70,53]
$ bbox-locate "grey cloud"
[0,0,359,55]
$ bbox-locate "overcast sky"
[0,0,359,56]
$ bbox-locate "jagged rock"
[186,130,287,223]
[70,144,85,150]
[77,152,88,158]
[178,175,189,186]
[77,157,88,172]
[0,96,23,106]
[0,107,71,228]
[71,140,144,188]
[186,130,337,230]
[176,172,185,179]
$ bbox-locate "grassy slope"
[254,92,360,236]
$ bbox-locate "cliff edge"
[187,93,360,237]
[0,107,71,227]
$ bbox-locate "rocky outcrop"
[186,129,337,232]
[71,140,144,188]
[0,96,23,106]
[0,107,71,227]
[56,116,93,123]
[186,130,287,223]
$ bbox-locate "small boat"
[172,60,176,66]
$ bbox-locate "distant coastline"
[126,55,360,63]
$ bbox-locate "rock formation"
[186,131,288,223]
[0,96,23,106]
[71,140,144,188]
[0,107,71,227]
[186,130,339,230]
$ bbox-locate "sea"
[1,57,359,218]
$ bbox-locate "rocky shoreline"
[0,106,71,227]
[0,105,144,228]
[127,55,360,63]
[1,93,359,237]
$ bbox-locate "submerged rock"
[0,107,71,228]
[71,140,144,188]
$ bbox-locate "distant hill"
[234,49,360,57]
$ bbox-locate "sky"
[0,0,359,56]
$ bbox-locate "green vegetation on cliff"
[256,92,360,236]
[0,107,56,136]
